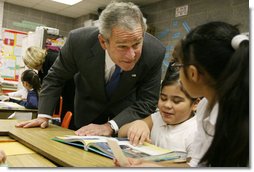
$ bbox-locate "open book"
[0,95,9,101]
[0,95,22,101]
[52,135,187,162]
[0,102,24,109]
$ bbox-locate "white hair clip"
[231,33,249,50]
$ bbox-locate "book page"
[54,135,108,150]
[8,112,32,120]
[9,96,22,101]
[0,95,9,101]
[0,102,24,109]
[107,139,129,166]
[117,141,171,156]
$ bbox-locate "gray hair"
[98,2,147,39]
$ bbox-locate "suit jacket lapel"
[86,41,107,101]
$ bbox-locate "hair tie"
[231,33,249,50]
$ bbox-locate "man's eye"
[133,42,141,48]
[118,46,126,49]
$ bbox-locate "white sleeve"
[38,114,52,119]
[8,88,28,99]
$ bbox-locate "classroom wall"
[140,0,249,77]
[2,0,248,37]
[0,1,3,30]
[2,3,100,37]
[1,0,249,77]
[74,14,98,29]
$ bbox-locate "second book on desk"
[52,135,186,162]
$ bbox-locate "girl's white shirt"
[188,98,218,167]
[150,111,197,158]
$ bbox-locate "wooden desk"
[0,102,38,119]
[0,136,56,167]
[0,120,114,167]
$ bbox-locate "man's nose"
[125,47,135,59]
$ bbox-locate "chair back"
[52,96,63,118]
[61,111,72,128]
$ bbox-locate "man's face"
[99,25,144,71]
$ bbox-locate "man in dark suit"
[16,2,166,136]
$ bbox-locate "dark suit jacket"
[38,49,75,122]
[39,27,166,129]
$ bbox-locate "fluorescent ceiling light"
[52,0,82,5]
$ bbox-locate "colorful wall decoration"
[0,29,27,81]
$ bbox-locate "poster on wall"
[0,29,27,81]
[155,19,191,78]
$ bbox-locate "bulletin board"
[155,19,191,78]
[0,29,27,81]
[151,5,191,78]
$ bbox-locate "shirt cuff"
[38,114,52,119]
[108,120,119,133]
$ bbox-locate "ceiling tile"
[4,0,163,18]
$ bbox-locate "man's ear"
[187,65,200,83]
[98,34,107,50]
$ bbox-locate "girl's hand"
[0,150,6,164]
[114,157,143,167]
[127,120,151,146]
[114,157,163,167]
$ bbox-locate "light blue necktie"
[106,65,121,97]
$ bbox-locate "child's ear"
[187,65,200,83]
[191,97,202,112]
[23,81,30,88]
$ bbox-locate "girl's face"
[158,84,194,125]
[22,81,32,90]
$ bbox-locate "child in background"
[115,21,249,167]
[0,77,27,100]
[118,59,198,160]
[9,69,41,109]
[0,149,6,164]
